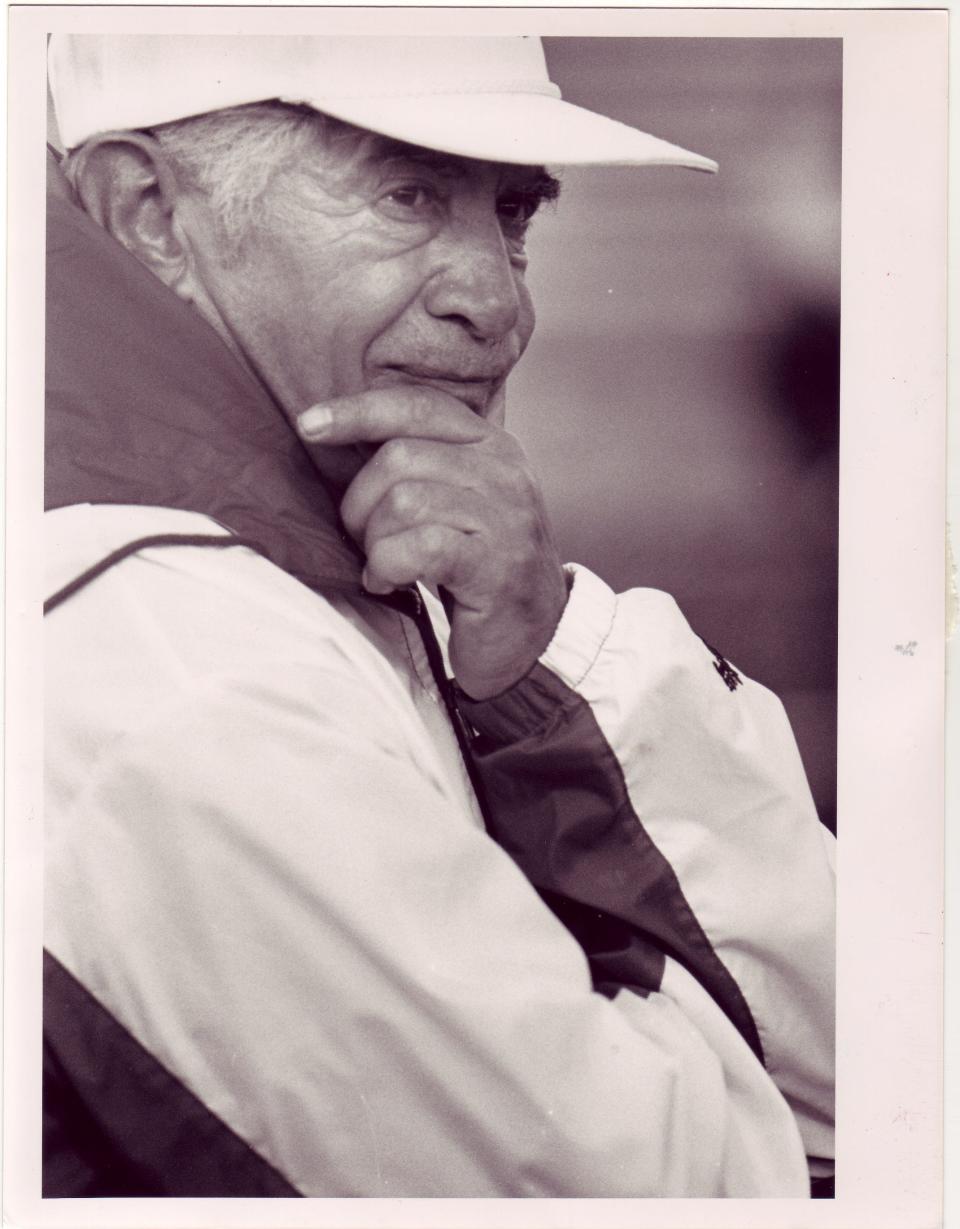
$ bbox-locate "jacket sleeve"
[45,533,813,1198]
[455,562,836,1167]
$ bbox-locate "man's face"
[181,127,554,480]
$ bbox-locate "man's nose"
[422,218,522,344]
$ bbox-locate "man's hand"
[298,388,568,700]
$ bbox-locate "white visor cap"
[49,34,718,172]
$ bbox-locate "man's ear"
[69,132,197,298]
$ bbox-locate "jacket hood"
[45,150,363,595]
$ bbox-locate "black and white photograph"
[3,6,946,1227]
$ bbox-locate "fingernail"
[299,404,333,437]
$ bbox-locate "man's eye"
[381,183,441,215]
[497,193,540,228]
[494,194,538,244]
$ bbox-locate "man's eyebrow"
[367,139,562,201]
[512,168,562,204]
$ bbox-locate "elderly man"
[43,34,835,1198]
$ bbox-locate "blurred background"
[512,38,841,831]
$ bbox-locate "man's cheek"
[327,319,383,401]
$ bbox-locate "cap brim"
[281,90,718,172]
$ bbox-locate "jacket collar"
[45,151,364,596]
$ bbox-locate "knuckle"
[364,542,386,574]
[418,523,449,560]
[339,489,364,535]
[388,480,423,520]
[367,539,402,582]
[378,437,412,471]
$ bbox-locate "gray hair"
[63,101,372,252]
[62,100,560,260]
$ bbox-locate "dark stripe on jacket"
[45,152,361,597]
[43,951,301,1197]
[458,664,765,1063]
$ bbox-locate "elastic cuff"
[454,663,579,744]
[454,565,618,746]
[538,564,618,691]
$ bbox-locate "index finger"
[297,386,490,447]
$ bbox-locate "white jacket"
[44,500,835,1198]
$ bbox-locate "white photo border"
[5,7,947,1228]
